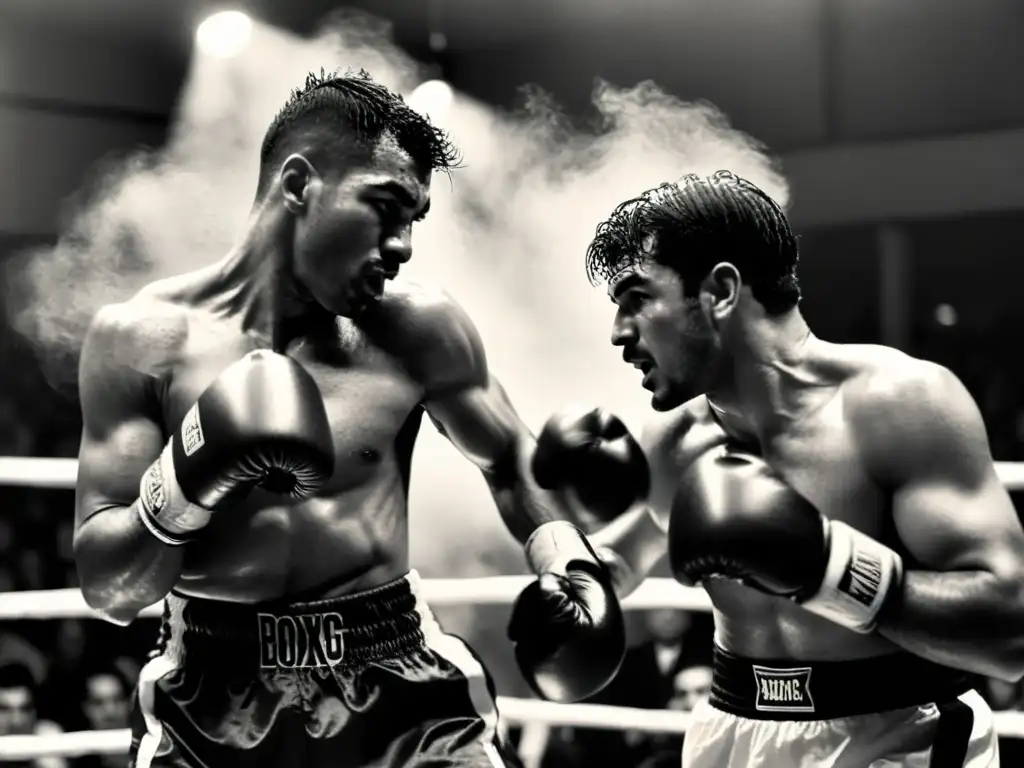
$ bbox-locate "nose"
[381,227,413,266]
[610,309,636,348]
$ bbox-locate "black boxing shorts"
[128,571,522,768]
[681,644,998,767]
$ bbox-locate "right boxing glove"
[508,520,627,703]
[136,350,335,545]
[531,406,650,522]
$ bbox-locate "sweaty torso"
[139,274,444,603]
[643,343,913,661]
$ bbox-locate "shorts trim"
[411,574,506,768]
[133,654,178,768]
[930,690,979,768]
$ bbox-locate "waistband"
[710,644,971,721]
[162,571,428,670]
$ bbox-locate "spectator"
[0,663,66,768]
[667,664,712,714]
[67,662,132,768]
[633,663,712,767]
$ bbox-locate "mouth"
[359,268,398,301]
[628,358,656,390]
[629,358,655,375]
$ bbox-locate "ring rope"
[0,578,711,619]
[3,705,1024,759]
[3,456,1024,490]
[1,453,1023,761]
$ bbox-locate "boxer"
[526,172,1024,766]
[72,70,625,768]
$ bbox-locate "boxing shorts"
[128,572,522,768]
[682,644,999,768]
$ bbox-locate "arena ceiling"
[3,0,1022,151]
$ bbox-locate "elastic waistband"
[164,572,427,670]
[710,644,971,721]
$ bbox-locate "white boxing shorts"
[682,644,999,768]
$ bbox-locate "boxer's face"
[284,138,430,317]
[610,260,717,411]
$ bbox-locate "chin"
[650,393,678,412]
[317,291,360,318]
[649,383,695,412]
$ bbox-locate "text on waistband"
[752,666,815,714]
[257,612,345,669]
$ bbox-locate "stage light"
[934,303,958,327]
[408,79,454,122]
[196,10,253,59]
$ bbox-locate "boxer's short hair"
[585,171,801,315]
[256,69,460,197]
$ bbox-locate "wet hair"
[585,170,800,314]
[256,69,460,198]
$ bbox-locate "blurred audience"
[0,663,66,768]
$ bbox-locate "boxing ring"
[3,457,1024,761]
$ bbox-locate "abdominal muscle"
[707,579,901,661]
[173,469,411,604]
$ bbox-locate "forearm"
[485,434,579,545]
[877,569,1024,681]
[74,501,186,625]
[588,506,667,599]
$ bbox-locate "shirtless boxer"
[527,171,1024,766]
[72,70,626,768]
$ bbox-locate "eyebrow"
[372,181,430,218]
[609,273,645,302]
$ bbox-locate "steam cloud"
[3,10,789,692]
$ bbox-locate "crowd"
[1,315,1024,767]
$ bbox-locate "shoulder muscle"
[379,279,487,396]
[76,299,188,525]
[79,299,186,431]
[847,357,990,486]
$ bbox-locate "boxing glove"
[508,521,626,703]
[532,406,650,522]
[136,350,335,545]
[670,445,904,634]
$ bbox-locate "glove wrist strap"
[801,520,904,634]
[137,442,210,546]
[524,520,600,576]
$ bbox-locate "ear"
[699,262,741,327]
[278,154,318,214]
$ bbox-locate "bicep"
[415,290,528,470]
[75,311,167,528]
[425,376,526,472]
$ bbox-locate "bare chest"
[647,400,899,658]
[161,326,424,491]
[648,400,889,543]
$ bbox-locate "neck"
[708,307,819,438]
[211,205,321,352]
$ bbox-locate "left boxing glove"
[532,406,650,522]
[508,521,626,703]
[671,446,904,634]
[137,350,336,544]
